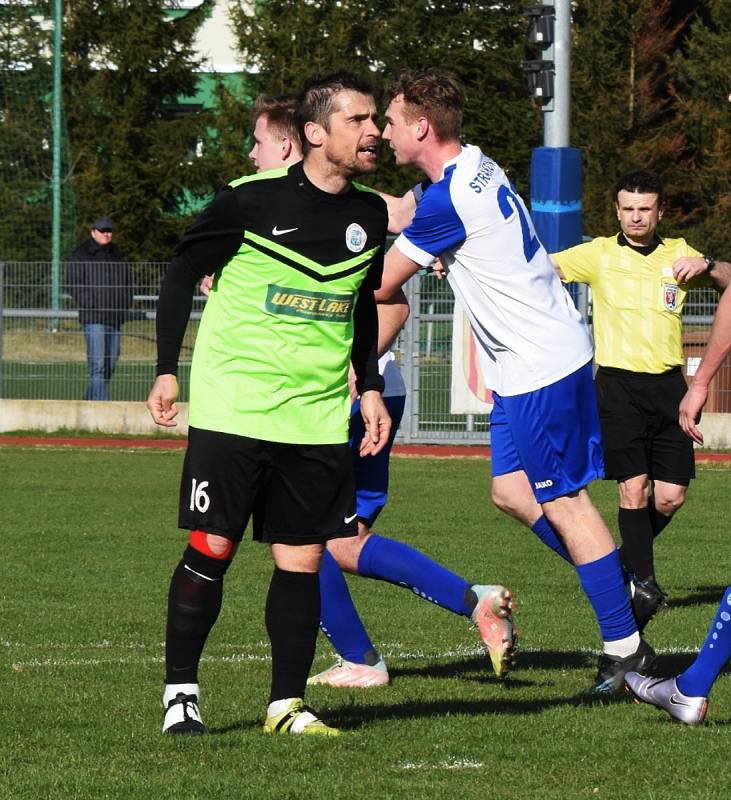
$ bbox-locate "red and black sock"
[165,552,225,685]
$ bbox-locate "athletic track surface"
[1,435,730,462]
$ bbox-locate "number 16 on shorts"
[190,478,211,513]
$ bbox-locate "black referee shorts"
[594,366,695,485]
[177,426,358,545]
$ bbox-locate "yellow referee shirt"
[555,234,712,373]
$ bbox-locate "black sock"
[617,507,655,581]
[165,560,223,685]
[266,567,320,703]
[649,500,673,539]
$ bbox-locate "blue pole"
[530,147,582,253]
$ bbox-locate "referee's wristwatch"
[703,255,715,270]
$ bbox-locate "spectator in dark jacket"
[68,216,132,400]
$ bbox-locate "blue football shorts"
[349,393,406,526]
[490,361,605,503]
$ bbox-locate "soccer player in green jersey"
[147,71,392,736]
[201,93,517,689]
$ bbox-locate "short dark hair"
[614,169,664,206]
[253,94,300,149]
[386,69,464,142]
[295,70,375,153]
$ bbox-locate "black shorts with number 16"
[178,426,358,545]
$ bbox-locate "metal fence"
[0,261,729,443]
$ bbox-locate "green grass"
[2,447,730,799]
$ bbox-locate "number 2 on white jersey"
[497,185,540,263]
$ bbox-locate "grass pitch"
[2,445,730,800]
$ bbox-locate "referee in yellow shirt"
[553,169,730,631]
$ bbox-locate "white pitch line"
[399,758,484,770]
[7,643,702,671]
[1,639,271,651]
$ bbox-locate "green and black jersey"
[156,161,388,444]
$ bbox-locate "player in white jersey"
[396,144,592,397]
[377,68,654,695]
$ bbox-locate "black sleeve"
[351,247,385,395]
[156,188,246,376]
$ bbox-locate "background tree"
[669,0,731,256]
[569,0,731,257]
[227,0,541,197]
[63,0,228,262]
[0,1,76,262]
[571,0,693,236]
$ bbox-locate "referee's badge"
[663,283,678,311]
[345,223,367,252]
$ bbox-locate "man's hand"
[199,274,214,297]
[358,390,392,457]
[431,257,446,280]
[673,257,707,284]
[679,382,708,445]
[147,374,180,427]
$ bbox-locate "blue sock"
[531,515,572,563]
[576,549,637,643]
[678,585,731,697]
[318,549,377,664]
[357,534,471,616]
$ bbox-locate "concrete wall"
[0,399,189,436]
[1,399,730,450]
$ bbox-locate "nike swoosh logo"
[669,693,693,707]
[272,226,298,236]
[343,513,358,524]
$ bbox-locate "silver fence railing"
[0,260,204,404]
[0,261,728,443]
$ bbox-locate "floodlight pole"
[51,0,62,331]
[543,0,570,148]
[528,0,586,317]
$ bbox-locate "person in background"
[68,216,132,401]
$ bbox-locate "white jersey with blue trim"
[394,144,593,396]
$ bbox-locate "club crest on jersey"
[663,283,679,312]
[345,223,367,253]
